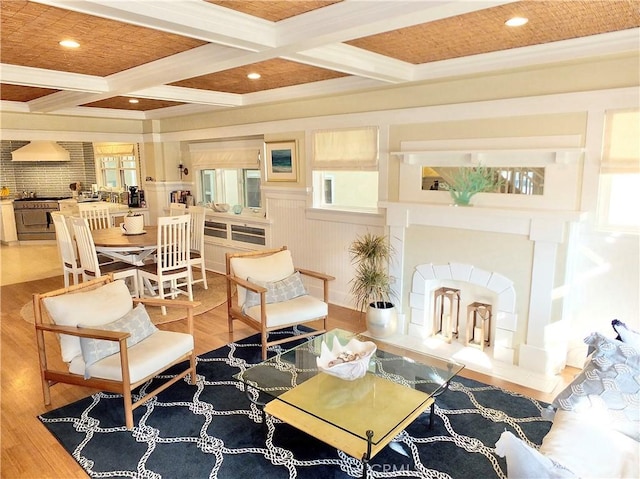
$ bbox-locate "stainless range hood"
[11,141,70,162]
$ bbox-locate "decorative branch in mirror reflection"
[422,167,545,198]
[443,166,503,206]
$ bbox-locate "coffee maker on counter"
[128,186,145,208]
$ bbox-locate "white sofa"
[496,323,640,478]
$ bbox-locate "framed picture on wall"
[265,141,298,182]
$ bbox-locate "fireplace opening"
[410,262,517,365]
[427,281,497,351]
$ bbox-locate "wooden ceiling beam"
[131,86,242,107]
[0,64,106,93]
[275,1,516,49]
[289,44,414,83]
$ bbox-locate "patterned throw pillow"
[243,271,307,312]
[611,319,640,352]
[552,332,640,441]
[79,303,158,378]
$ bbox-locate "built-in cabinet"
[201,211,271,273]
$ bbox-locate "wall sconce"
[178,162,188,180]
[432,287,460,343]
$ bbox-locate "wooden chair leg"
[189,353,197,385]
[159,280,167,315]
[261,330,268,360]
[35,329,52,406]
[123,388,134,430]
[41,379,52,406]
[200,262,208,290]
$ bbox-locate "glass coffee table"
[235,329,464,478]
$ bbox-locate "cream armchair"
[226,247,335,359]
[34,275,200,429]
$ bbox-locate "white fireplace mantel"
[380,201,585,240]
[379,200,586,388]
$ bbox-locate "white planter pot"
[123,215,144,234]
[366,302,398,338]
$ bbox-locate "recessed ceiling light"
[247,72,261,80]
[59,39,80,48]
[505,17,528,27]
[128,99,139,104]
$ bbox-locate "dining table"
[91,225,158,266]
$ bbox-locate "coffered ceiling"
[1,0,638,120]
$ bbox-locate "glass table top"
[235,329,464,445]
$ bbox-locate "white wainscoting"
[265,191,384,308]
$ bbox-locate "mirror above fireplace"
[421,166,546,195]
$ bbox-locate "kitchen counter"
[59,198,148,213]
[58,199,149,225]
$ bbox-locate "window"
[201,170,216,204]
[597,109,640,234]
[244,170,261,208]
[199,168,261,208]
[314,170,377,208]
[323,175,334,205]
[189,142,262,209]
[312,127,379,210]
[94,143,139,188]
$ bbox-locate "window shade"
[189,146,260,169]
[94,143,135,156]
[312,127,378,171]
[601,109,640,174]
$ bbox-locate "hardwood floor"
[0,247,573,478]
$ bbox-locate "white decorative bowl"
[213,203,230,212]
[316,337,376,381]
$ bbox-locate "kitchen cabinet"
[0,200,18,245]
[58,200,78,215]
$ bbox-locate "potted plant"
[349,232,398,338]
[443,166,503,206]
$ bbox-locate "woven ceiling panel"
[80,97,185,111]
[347,0,640,64]
[0,84,59,102]
[206,0,342,22]
[0,0,206,76]
[171,58,348,94]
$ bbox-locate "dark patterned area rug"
[39,328,552,478]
